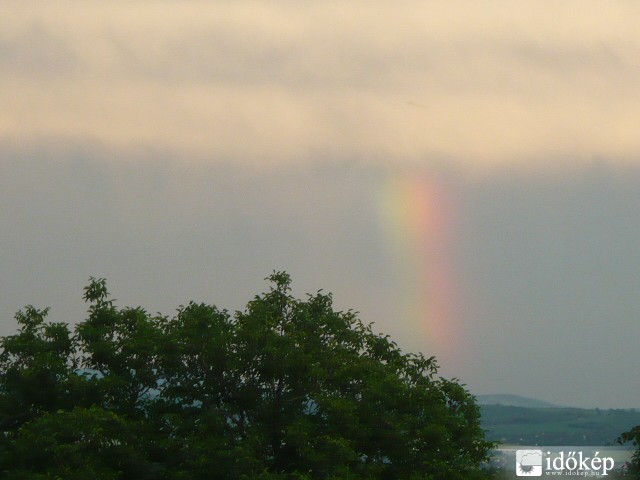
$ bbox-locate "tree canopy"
[0,273,492,479]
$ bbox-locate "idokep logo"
[516,449,542,476]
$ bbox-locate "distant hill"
[476,393,559,408]
[480,404,640,446]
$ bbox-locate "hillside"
[481,404,640,446]
[476,394,558,408]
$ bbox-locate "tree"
[0,273,493,479]
[618,426,640,475]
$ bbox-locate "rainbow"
[378,172,463,360]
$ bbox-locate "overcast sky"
[2,1,640,408]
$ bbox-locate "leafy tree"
[0,306,77,430]
[618,426,640,475]
[6,406,156,480]
[76,278,163,419]
[0,273,493,479]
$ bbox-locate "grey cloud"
[2,144,640,408]
[455,163,640,407]
[0,146,390,336]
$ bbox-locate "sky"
[2,1,640,408]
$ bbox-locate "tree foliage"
[618,426,640,475]
[0,273,492,479]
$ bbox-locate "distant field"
[481,404,640,446]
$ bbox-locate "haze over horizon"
[2,1,640,409]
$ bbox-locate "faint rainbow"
[378,172,462,358]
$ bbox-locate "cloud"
[519,451,542,467]
[3,1,640,166]
[0,22,77,75]
[2,148,639,407]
